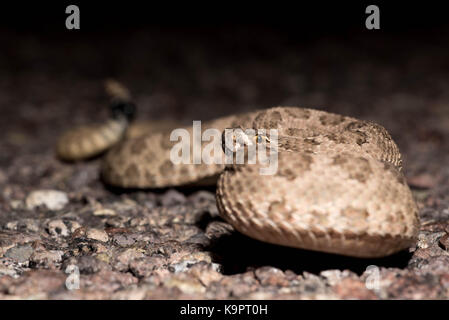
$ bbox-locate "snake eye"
[255,134,269,144]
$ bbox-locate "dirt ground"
[0,26,449,299]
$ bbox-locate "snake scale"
[56,81,420,258]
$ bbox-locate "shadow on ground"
[208,231,412,276]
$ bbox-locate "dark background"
[1,1,447,165]
[1,1,448,201]
[0,2,447,31]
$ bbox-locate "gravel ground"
[0,26,449,299]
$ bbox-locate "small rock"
[112,288,147,300]
[66,220,82,233]
[26,190,68,211]
[69,166,97,189]
[170,252,212,266]
[71,227,87,240]
[164,275,205,294]
[416,233,430,249]
[159,189,186,207]
[183,233,210,246]
[219,272,259,297]
[129,256,166,278]
[93,208,117,216]
[5,219,40,233]
[0,259,21,278]
[439,234,449,251]
[187,262,223,286]
[4,244,34,263]
[47,219,70,237]
[420,221,448,232]
[86,228,109,242]
[95,252,111,263]
[188,191,216,204]
[255,266,289,287]
[113,234,136,247]
[205,221,234,239]
[332,278,378,299]
[9,200,23,210]
[321,269,358,286]
[114,248,145,272]
[169,260,198,273]
[104,216,128,228]
[188,191,219,217]
[75,255,109,274]
[128,217,148,227]
[30,250,64,268]
[0,269,66,298]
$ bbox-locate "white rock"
[47,219,70,237]
[86,228,109,242]
[93,208,116,216]
[30,250,64,267]
[9,200,23,210]
[26,190,68,211]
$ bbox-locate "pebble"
[26,190,68,211]
[417,233,430,249]
[188,191,219,216]
[86,228,109,242]
[47,219,70,237]
[169,260,197,273]
[5,219,40,233]
[321,269,358,286]
[30,250,64,267]
[93,208,117,216]
[188,191,216,204]
[9,200,23,210]
[254,266,289,287]
[164,275,206,294]
[187,263,223,286]
[67,220,82,233]
[159,189,186,207]
[75,255,108,274]
[332,278,377,299]
[113,234,136,247]
[439,234,449,251]
[129,256,166,278]
[114,248,146,272]
[4,244,34,263]
[0,263,20,278]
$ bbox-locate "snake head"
[221,127,275,164]
[221,127,254,155]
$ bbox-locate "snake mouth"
[221,127,276,155]
[221,127,254,156]
[220,127,279,173]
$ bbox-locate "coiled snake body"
[57,82,419,258]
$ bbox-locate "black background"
[0,1,447,34]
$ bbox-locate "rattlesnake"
[56,81,420,258]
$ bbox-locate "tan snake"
[56,81,420,258]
